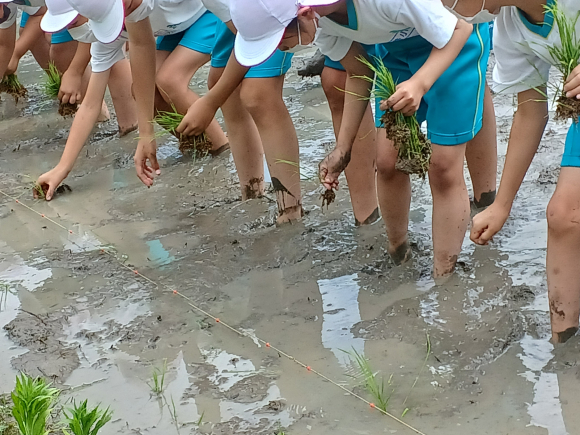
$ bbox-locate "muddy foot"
[119,124,138,137]
[276,205,303,225]
[388,241,412,266]
[355,207,381,226]
[472,190,496,211]
[297,50,325,77]
[553,327,579,344]
[209,142,230,157]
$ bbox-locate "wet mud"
[0,50,579,435]
[58,102,78,119]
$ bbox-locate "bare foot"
[97,101,110,123]
[276,205,303,225]
[119,124,138,137]
[388,240,412,266]
[552,327,579,344]
[209,142,230,157]
[355,207,381,227]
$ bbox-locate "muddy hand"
[318,147,351,191]
[35,167,68,201]
[564,64,580,99]
[176,97,217,137]
[134,138,160,187]
[470,204,510,245]
[385,78,427,116]
[59,70,83,105]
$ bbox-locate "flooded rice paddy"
[0,49,579,435]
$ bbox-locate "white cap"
[231,0,338,67]
[41,0,78,33]
[66,0,124,43]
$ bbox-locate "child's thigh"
[418,23,491,146]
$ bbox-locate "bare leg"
[547,167,580,343]
[49,40,77,73]
[321,66,379,225]
[209,67,264,200]
[155,46,228,151]
[429,143,470,278]
[376,131,412,264]
[20,25,50,71]
[107,59,138,136]
[241,76,302,223]
[466,84,497,208]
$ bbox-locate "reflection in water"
[420,291,446,328]
[146,239,176,268]
[317,274,364,366]
[518,335,568,435]
[0,251,52,292]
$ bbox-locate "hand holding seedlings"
[0,74,27,103]
[318,147,351,191]
[59,69,83,106]
[564,64,580,99]
[155,108,212,155]
[35,166,70,201]
[383,78,427,116]
[44,63,78,118]
[176,97,219,137]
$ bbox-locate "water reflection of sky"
[317,274,364,367]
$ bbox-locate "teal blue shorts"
[562,122,580,167]
[211,20,293,78]
[51,29,74,44]
[156,11,217,54]
[323,44,388,72]
[20,11,29,27]
[374,23,490,146]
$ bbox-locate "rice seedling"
[344,348,392,412]
[545,2,580,121]
[147,359,168,395]
[195,411,204,426]
[355,56,431,177]
[276,159,335,207]
[401,333,432,416]
[62,400,112,435]
[154,108,212,156]
[44,62,78,118]
[11,373,59,435]
[0,74,27,103]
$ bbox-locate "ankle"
[388,240,412,265]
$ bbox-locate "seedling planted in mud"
[147,359,168,395]
[354,56,431,177]
[0,74,27,103]
[62,400,112,435]
[11,373,59,435]
[154,108,212,156]
[44,62,78,118]
[344,348,392,412]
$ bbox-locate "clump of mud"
[555,93,580,122]
[178,133,213,156]
[320,189,336,209]
[381,111,431,177]
[244,177,264,199]
[58,102,78,118]
[0,74,28,103]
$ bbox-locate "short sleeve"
[0,4,17,29]
[126,0,154,23]
[394,0,458,49]
[90,39,126,73]
[314,31,353,62]
[492,11,550,93]
[202,0,230,22]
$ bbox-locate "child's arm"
[319,42,373,190]
[0,22,16,78]
[59,42,91,105]
[471,88,548,244]
[124,17,158,187]
[6,9,46,75]
[176,51,249,136]
[35,71,110,200]
[382,20,472,115]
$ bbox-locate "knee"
[321,69,345,113]
[547,194,580,237]
[376,141,398,179]
[156,69,181,102]
[240,83,274,116]
[429,154,463,192]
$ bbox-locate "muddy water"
[1,49,579,435]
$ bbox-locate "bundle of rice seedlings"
[154,108,212,155]
[11,373,59,435]
[44,62,78,118]
[0,74,27,103]
[62,400,112,435]
[356,56,431,177]
[546,3,580,121]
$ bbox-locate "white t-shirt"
[90,37,128,73]
[315,0,458,62]
[201,0,230,23]
[493,1,580,94]
[126,0,206,37]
